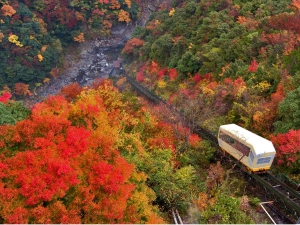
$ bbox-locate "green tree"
[274,87,300,133]
[140,148,198,212]
[201,47,223,74]
[168,36,188,68]
[177,51,202,75]
[149,34,173,66]
[40,46,60,72]
[0,101,31,125]
[283,47,300,76]
[201,193,254,224]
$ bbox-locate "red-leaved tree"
[60,82,83,102]
[270,129,300,168]
[0,92,12,104]
[123,38,144,54]
[247,59,259,72]
[0,81,166,224]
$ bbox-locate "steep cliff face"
[138,0,173,26]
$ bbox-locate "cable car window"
[257,157,271,164]
[249,151,254,161]
[219,131,251,156]
[219,131,234,144]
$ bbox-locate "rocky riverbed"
[22,0,171,108]
[24,34,127,107]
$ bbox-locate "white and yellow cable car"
[218,124,276,172]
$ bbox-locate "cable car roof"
[219,124,276,155]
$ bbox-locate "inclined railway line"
[121,71,300,224]
[251,172,300,223]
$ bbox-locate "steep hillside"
[0,80,181,223]
[0,0,299,223]
[0,78,266,224]
[122,0,300,179]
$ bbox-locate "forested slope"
[0,77,260,223]
[122,0,300,178]
[0,80,181,223]
[0,0,300,223]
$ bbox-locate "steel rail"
[252,173,300,215]
[265,201,295,224]
[260,201,276,224]
[172,208,183,224]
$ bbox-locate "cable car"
[218,124,276,172]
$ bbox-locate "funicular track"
[122,72,300,224]
[250,172,300,223]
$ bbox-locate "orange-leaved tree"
[14,82,31,96]
[61,82,83,102]
[1,4,16,17]
[123,38,144,55]
[73,32,85,42]
[118,9,131,23]
[0,80,166,224]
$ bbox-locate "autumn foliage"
[0,92,12,104]
[136,66,145,82]
[118,9,131,23]
[0,80,166,224]
[252,84,285,135]
[247,59,259,72]
[168,68,178,80]
[50,68,60,78]
[123,38,144,54]
[73,32,85,43]
[270,129,300,167]
[292,0,300,10]
[14,83,31,96]
[0,32,4,42]
[61,82,83,102]
[1,4,16,17]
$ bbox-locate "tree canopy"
[0,0,140,90]
[122,0,300,182]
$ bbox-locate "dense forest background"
[0,0,300,223]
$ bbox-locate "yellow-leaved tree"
[0,32,4,42]
[109,0,121,9]
[124,0,132,8]
[1,4,16,17]
[73,32,85,42]
[118,9,131,23]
